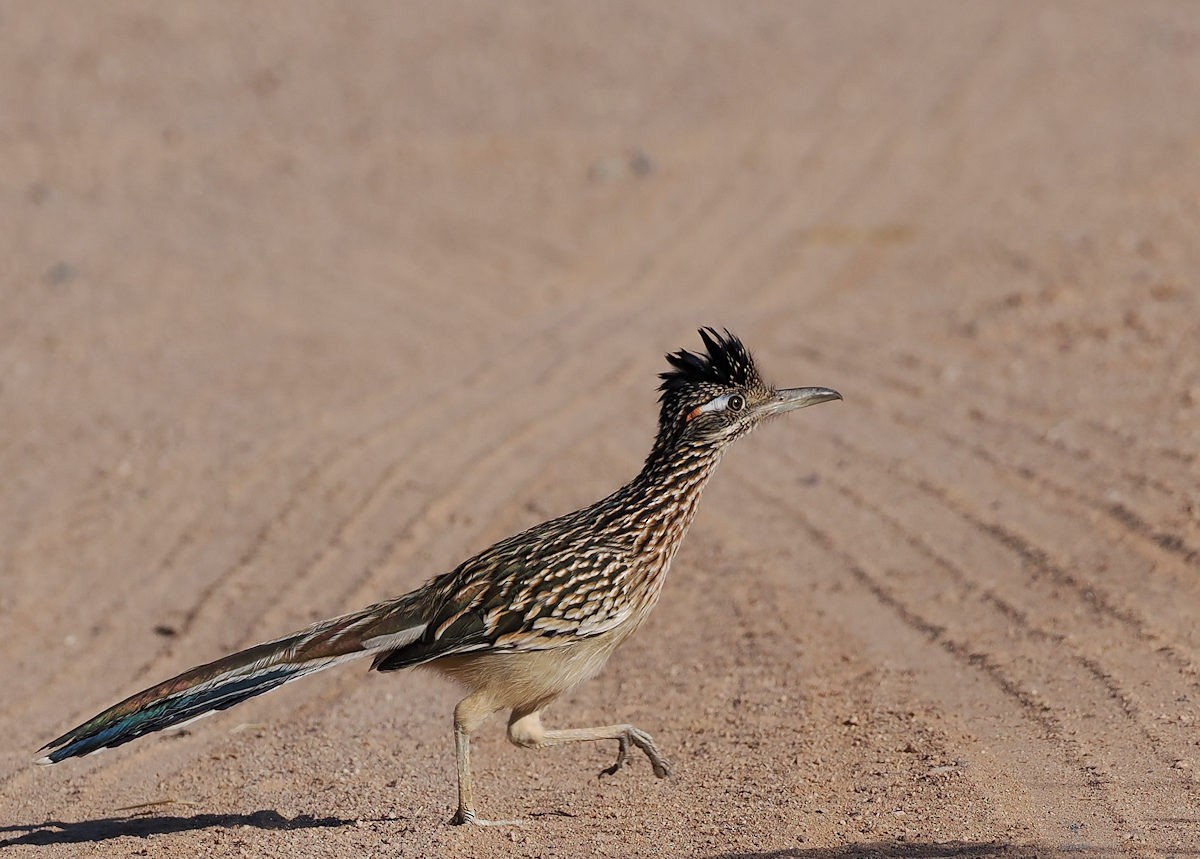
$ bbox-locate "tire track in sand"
[730,471,1157,855]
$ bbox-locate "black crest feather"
[659,328,760,399]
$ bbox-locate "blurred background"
[3,3,1199,855]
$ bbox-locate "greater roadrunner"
[38,328,840,825]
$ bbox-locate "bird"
[37,327,841,825]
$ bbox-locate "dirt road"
[3,3,1199,856]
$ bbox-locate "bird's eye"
[687,392,747,422]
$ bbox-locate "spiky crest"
[659,328,761,398]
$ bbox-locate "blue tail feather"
[38,595,428,765]
[40,667,302,763]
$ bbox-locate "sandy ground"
[3,3,1200,857]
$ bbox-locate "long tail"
[37,596,428,764]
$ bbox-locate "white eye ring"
[698,393,734,415]
[685,392,747,423]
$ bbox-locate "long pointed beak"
[762,386,843,417]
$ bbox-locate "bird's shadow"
[0,809,354,847]
[708,844,1059,859]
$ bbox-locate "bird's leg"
[449,716,477,825]
[450,695,521,826]
[507,709,672,779]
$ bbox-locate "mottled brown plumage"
[39,328,841,826]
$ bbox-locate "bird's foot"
[599,727,672,779]
[449,807,526,827]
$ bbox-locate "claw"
[599,734,633,778]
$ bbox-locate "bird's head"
[657,328,841,448]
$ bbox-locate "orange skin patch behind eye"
[684,406,703,423]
